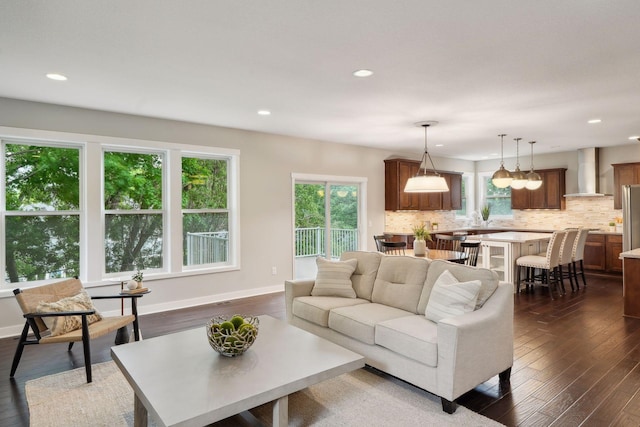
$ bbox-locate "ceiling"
[1,1,639,161]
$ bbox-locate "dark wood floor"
[2,273,638,426]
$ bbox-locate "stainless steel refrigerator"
[623,184,640,252]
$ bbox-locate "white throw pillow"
[425,270,481,323]
[311,257,358,298]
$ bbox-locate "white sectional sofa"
[285,251,514,413]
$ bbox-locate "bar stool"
[571,228,589,289]
[516,230,566,299]
[557,228,579,293]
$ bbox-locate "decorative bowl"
[206,315,259,357]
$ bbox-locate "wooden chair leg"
[567,263,576,292]
[81,316,92,383]
[558,265,566,294]
[68,342,74,351]
[580,260,587,287]
[10,322,30,378]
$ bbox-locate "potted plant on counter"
[481,205,491,227]
[412,224,432,256]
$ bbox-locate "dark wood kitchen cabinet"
[511,168,566,210]
[613,162,640,209]
[384,159,462,211]
[583,234,606,271]
[606,234,623,273]
[583,233,623,273]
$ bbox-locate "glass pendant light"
[404,121,449,193]
[491,134,513,188]
[510,138,528,189]
[525,140,543,190]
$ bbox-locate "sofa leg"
[499,367,512,383]
[441,397,457,414]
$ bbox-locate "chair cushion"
[418,260,499,313]
[36,290,103,336]
[371,256,430,313]
[292,296,369,327]
[425,270,481,323]
[516,255,548,269]
[340,251,382,300]
[311,257,358,298]
[328,303,414,345]
[375,315,439,367]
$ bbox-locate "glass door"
[293,180,361,279]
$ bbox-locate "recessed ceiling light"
[435,144,443,147]
[257,110,271,116]
[353,69,373,77]
[46,73,67,81]
[587,119,602,124]
[630,136,640,141]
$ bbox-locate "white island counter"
[467,232,553,285]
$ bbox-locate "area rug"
[26,361,503,426]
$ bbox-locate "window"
[2,141,81,283]
[182,156,229,267]
[0,128,239,289]
[103,150,164,274]
[481,174,512,216]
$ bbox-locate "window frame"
[0,126,240,291]
[181,153,233,270]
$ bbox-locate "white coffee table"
[111,315,365,427]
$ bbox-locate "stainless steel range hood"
[564,147,607,197]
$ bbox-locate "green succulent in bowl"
[206,315,259,357]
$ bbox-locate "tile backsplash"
[385,196,621,233]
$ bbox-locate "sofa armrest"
[436,281,514,400]
[284,279,315,321]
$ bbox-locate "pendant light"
[491,134,513,188]
[404,121,449,193]
[525,141,543,190]
[510,138,528,189]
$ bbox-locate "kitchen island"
[620,249,640,318]
[467,232,552,285]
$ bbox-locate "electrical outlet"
[271,266,277,275]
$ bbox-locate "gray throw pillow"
[311,257,358,298]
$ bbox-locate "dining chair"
[557,228,579,293]
[434,234,467,251]
[571,228,589,289]
[460,241,481,266]
[373,235,386,252]
[10,277,141,383]
[515,230,566,299]
[379,240,406,255]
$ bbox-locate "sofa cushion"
[425,270,481,323]
[371,256,430,313]
[311,257,358,298]
[292,296,369,327]
[375,315,439,367]
[417,259,499,314]
[340,251,382,300]
[328,303,414,345]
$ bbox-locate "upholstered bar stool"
[557,228,579,293]
[516,230,566,299]
[571,228,590,289]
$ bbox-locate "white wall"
[0,97,413,337]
